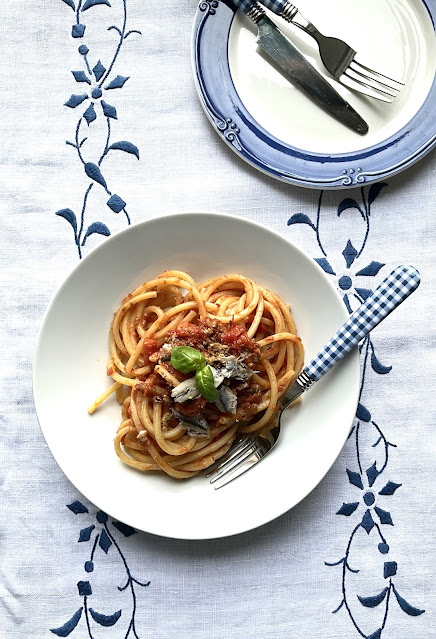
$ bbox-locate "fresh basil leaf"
[195,366,219,402]
[171,346,206,373]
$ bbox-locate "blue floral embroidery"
[57,0,141,258]
[50,501,149,637]
[288,185,424,638]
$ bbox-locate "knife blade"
[233,1,368,135]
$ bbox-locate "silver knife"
[232,0,368,135]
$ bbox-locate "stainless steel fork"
[207,265,420,489]
[257,0,404,102]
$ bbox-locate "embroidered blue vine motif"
[50,501,150,638]
[57,0,141,258]
[288,185,424,639]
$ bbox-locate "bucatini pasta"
[89,271,304,479]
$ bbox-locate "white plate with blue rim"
[33,212,360,540]
[191,0,436,189]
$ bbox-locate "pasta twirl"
[89,271,304,479]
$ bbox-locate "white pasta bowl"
[33,212,360,540]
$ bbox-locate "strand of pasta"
[90,272,303,477]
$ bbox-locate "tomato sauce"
[172,322,206,348]
[175,397,207,416]
[142,338,158,360]
[140,373,159,396]
[221,325,256,353]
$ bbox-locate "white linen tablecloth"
[1,1,435,637]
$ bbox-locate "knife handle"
[305,265,420,382]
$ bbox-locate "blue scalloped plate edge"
[191,0,436,189]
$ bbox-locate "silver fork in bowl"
[207,265,420,489]
[255,0,404,102]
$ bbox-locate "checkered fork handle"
[305,265,421,383]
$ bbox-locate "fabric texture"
[306,265,421,381]
[0,1,435,638]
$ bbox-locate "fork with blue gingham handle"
[208,265,420,488]
[237,0,404,102]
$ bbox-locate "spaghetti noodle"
[89,270,304,479]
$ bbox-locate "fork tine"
[344,70,398,98]
[205,435,253,478]
[340,74,393,103]
[347,65,399,95]
[213,451,261,490]
[352,60,404,88]
[209,440,260,484]
[212,443,264,489]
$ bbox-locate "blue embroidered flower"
[314,238,386,313]
[51,501,150,637]
[335,254,385,313]
[57,0,141,258]
[288,184,389,313]
[65,59,128,122]
[337,472,401,534]
[287,185,425,638]
[327,469,424,636]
